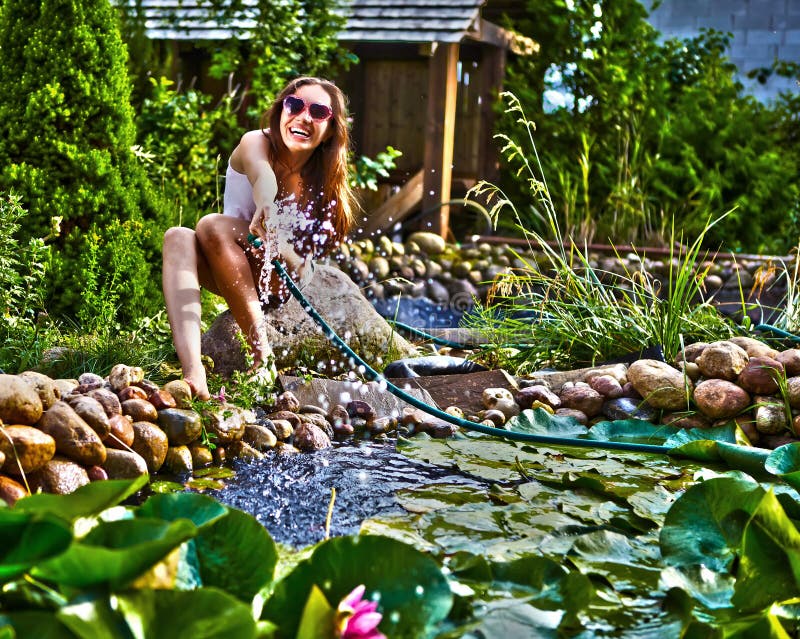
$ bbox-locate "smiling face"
[279,83,334,160]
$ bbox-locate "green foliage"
[136,76,239,228]
[350,146,403,191]
[466,94,742,372]
[0,479,451,639]
[497,0,800,253]
[0,192,52,371]
[0,0,167,324]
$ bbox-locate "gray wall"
[645,0,799,102]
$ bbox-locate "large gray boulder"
[201,264,418,377]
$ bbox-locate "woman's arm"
[229,130,278,241]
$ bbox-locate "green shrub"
[136,76,239,228]
[0,0,167,324]
[496,0,800,253]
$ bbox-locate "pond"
[206,439,487,548]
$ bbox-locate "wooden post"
[478,44,507,182]
[422,42,459,239]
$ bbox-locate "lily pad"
[660,476,766,572]
[506,408,587,437]
[261,535,452,639]
[0,510,72,582]
[14,477,148,522]
[32,518,196,589]
[194,507,278,603]
[588,419,680,444]
[137,492,228,529]
[115,588,257,639]
[765,443,800,491]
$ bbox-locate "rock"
[243,424,277,451]
[662,412,711,429]
[481,388,520,419]
[157,408,203,445]
[328,404,350,428]
[515,386,561,410]
[588,375,624,399]
[53,379,79,398]
[103,448,149,479]
[37,401,106,467]
[86,388,122,416]
[695,341,749,381]
[299,412,333,439]
[29,456,90,495]
[480,409,506,427]
[105,413,135,449]
[163,380,193,409]
[367,416,396,435]
[777,349,800,377]
[77,372,104,388]
[119,386,148,402]
[87,466,108,481]
[754,399,788,435]
[559,384,604,418]
[693,379,751,419]
[66,394,111,438]
[227,440,264,461]
[271,419,294,440]
[346,400,377,424]
[737,356,784,395]
[627,359,692,410]
[0,425,56,475]
[205,406,246,444]
[554,408,588,425]
[583,363,628,386]
[602,397,657,421]
[0,373,44,425]
[735,414,759,445]
[727,336,779,360]
[275,391,301,413]
[18,371,60,409]
[268,410,301,430]
[201,265,418,377]
[293,422,332,451]
[148,390,177,411]
[189,444,214,468]
[131,422,169,472]
[122,398,158,422]
[0,475,28,505]
[164,446,193,474]
[108,364,134,392]
[407,231,446,255]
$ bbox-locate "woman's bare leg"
[162,226,220,400]
[194,214,275,371]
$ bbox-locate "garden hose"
[754,323,800,343]
[271,259,672,455]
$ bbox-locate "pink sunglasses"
[283,95,334,122]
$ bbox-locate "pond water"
[206,440,486,548]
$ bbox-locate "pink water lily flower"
[334,584,387,639]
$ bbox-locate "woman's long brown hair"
[260,77,356,248]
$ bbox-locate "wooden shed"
[118,0,536,239]
[335,1,536,239]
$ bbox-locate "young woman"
[162,77,356,400]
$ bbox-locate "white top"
[223,162,257,221]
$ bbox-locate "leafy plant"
[495,0,800,253]
[465,92,742,372]
[0,0,167,324]
[0,478,451,639]
[350,146,403,191]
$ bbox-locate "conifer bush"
[0,0,167,325]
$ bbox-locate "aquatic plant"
[465,92,744,372]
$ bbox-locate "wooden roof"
[118,0,489,44]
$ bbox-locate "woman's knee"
[163,226,196,253]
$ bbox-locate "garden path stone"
[201,264,418,378]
